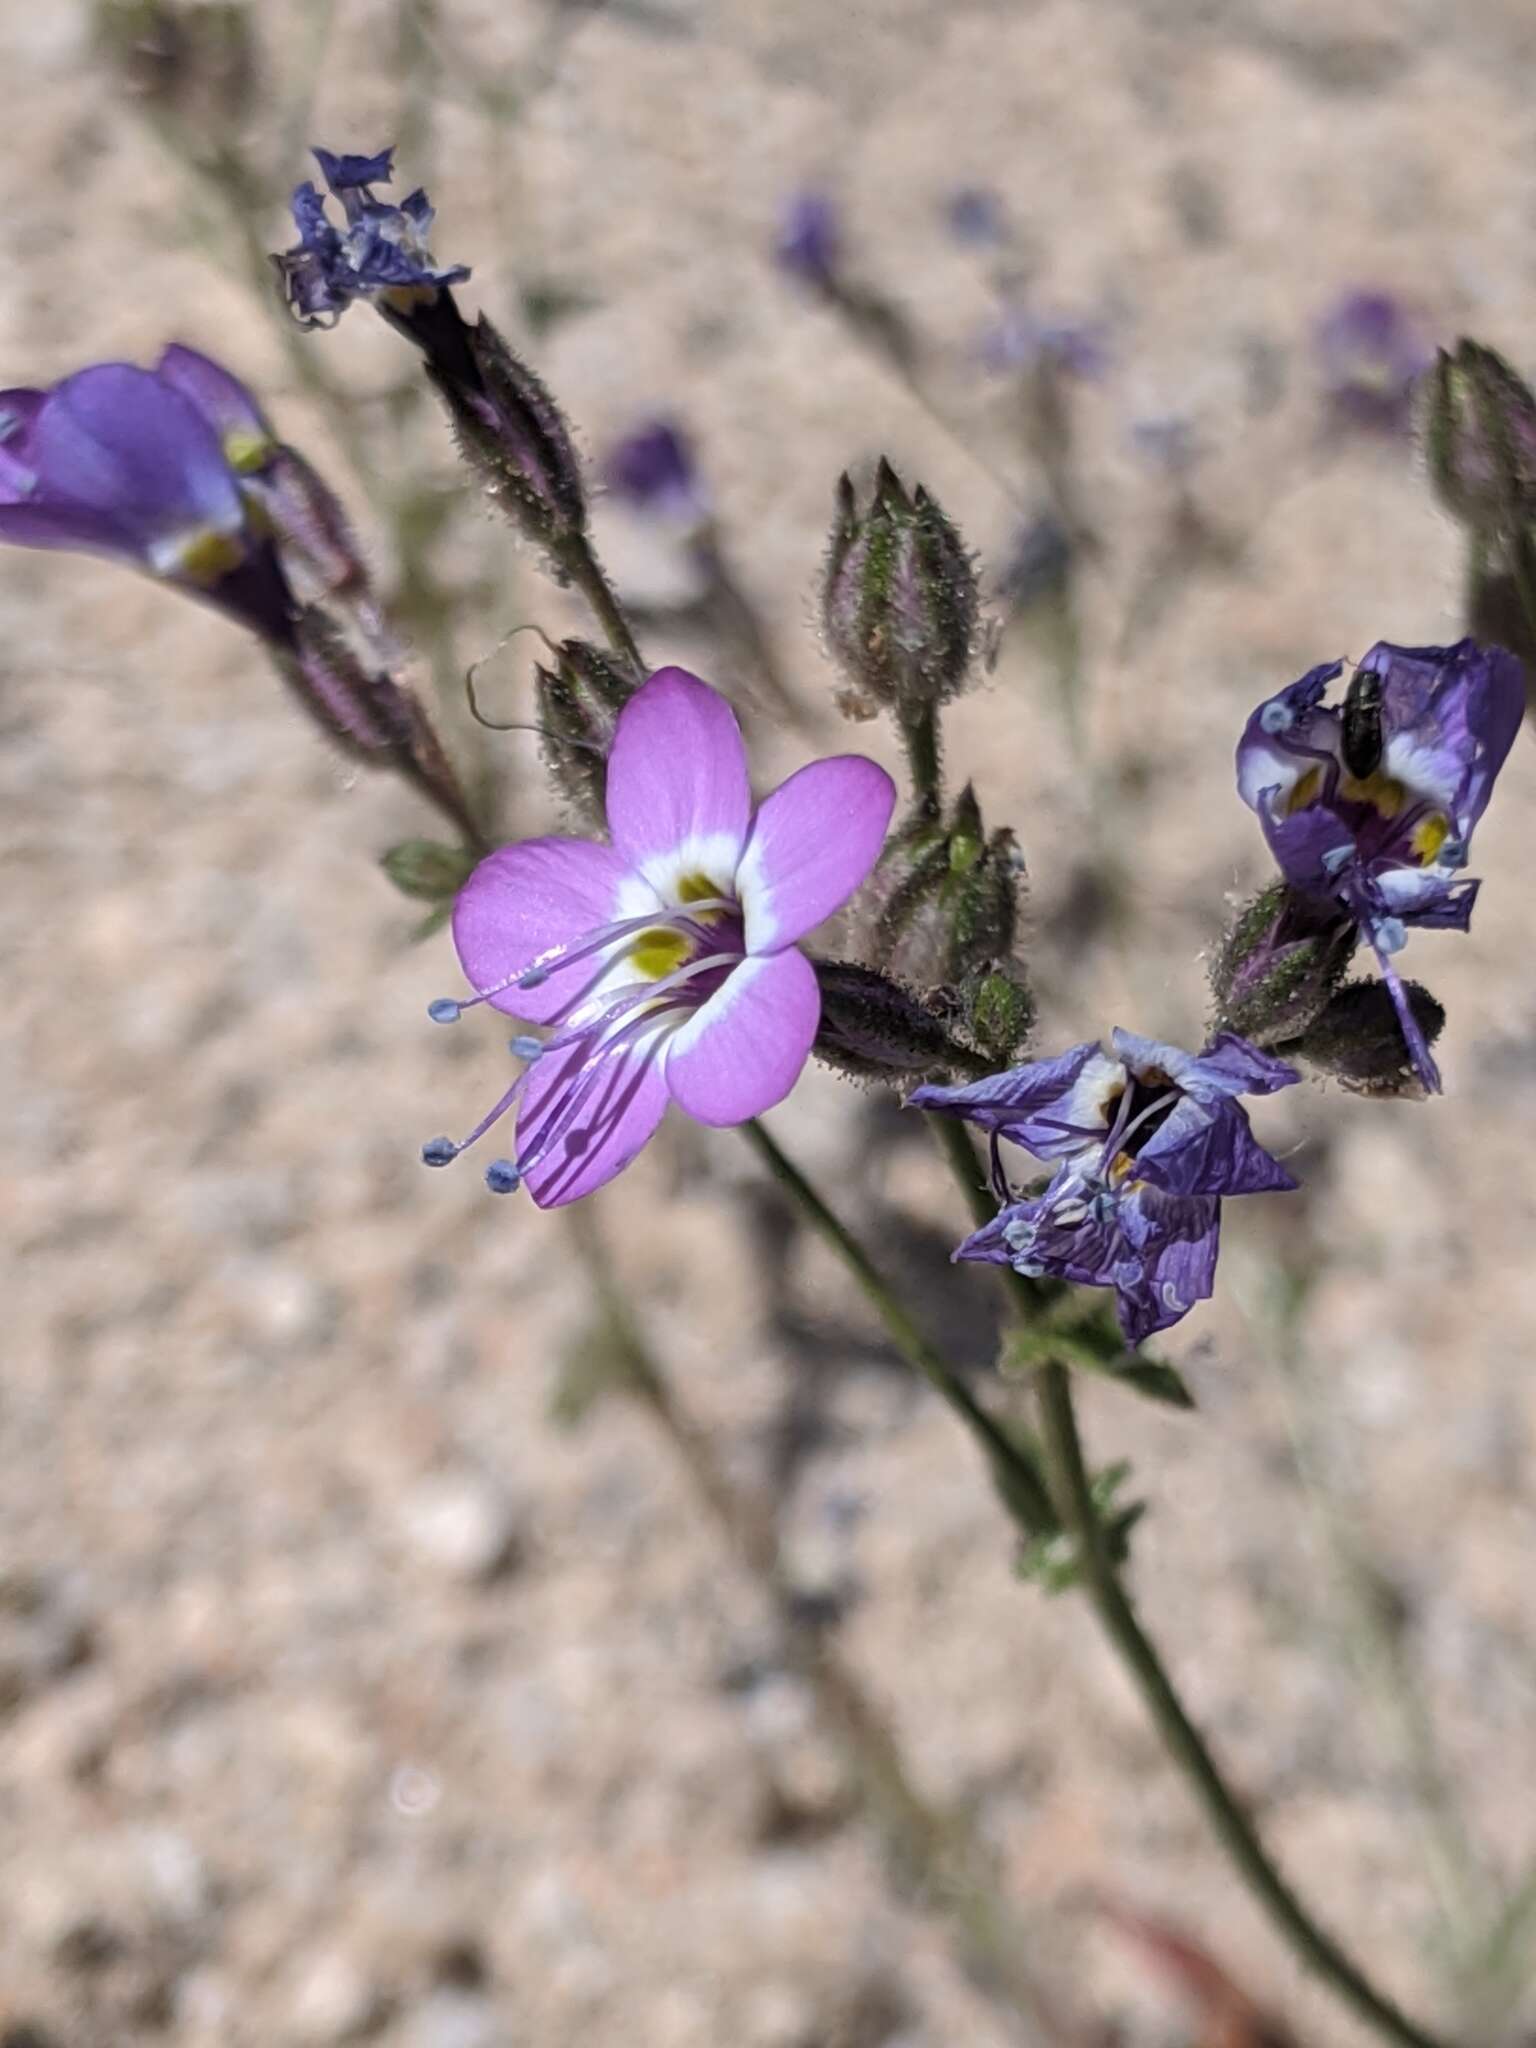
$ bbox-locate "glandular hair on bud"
[811,961,988,1086]
[963,966,1035,1066]
[432,316,586,550]
[1284,977,1445,1096]
[822,459,978,717]
[533,638,638,827]
[1421,338,1536,537]
[1209,880,1354,1047]
[857,786,1027,1003]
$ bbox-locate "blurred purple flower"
[979,295,1109,380]
[913,1030,1298,1345]
[1316,289,1433,433]
[603,416,707,525]
[277,144,470,328]
[0,354,294,642]
[424,667,895,1206]
[775,190,842,292]
[1237,637,1522,1091]
[944,186,1007,247]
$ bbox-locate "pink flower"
[423,667,896,1206]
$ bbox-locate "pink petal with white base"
[604,667,752,890]
[664,948,821,1126]
[518,1017,673,1207]
[736,755,896,955]
[452,836,646,1025]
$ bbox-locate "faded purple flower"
[603,417,707,525]
[944,186,1007,247]
[0,355,294,642]
[1316,289,1433,434]
[913,1030,1299,1345]
[979,294,1109,380]
[1237,638,1522,1091]
[775,190,842,291]
[276,144,470,328]
[423,667,895,1207]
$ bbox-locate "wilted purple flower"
[979,295,1109,380]
[423,667,895,1207]
[0,356,294,642]
[603,417,707,525]
[913,1030,1299,1345]
[276,144,470,328]
[775,190,842,292]
[944,186,1007,247]
[1237,638,1523,1092]
[1316,289,1433,433]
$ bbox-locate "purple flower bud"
[0,358,295,644]
[438,317,587,547]
[1316,288,1432,434]
[811,960,985,1084]
[1286,977,1446,1098]
[1209,880,1355,1047]
[775,190,841,292]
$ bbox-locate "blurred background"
[6,1,1536,2043]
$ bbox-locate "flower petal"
[604,667,752,894]
[1135,1097,1297,1198]
[911,1042,1110,1158]
[516,1017,672,1208]
[1112,1191,1221,1346]
[156,345,274,459]
[452,836,650,1025]
[736,755,896,953]
[664,948,820,1125]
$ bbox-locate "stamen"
[442,901,741,1019]
[485,1159,522,1195]
[509,1034,544,1061]
[428,998,462,1024]
[421,1135,457,1167]
[1372,916,1407,956]
[1260,700,1294,734]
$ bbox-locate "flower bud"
[1422,339,1536,536]
[533,638,639,826]
[1284,977,1446,1097]
[1209,881,1355,1047]
[860,784,1027,1006]
[431,315,586,550]
[380,840,477,903]
[961,966,1035,1066]
[822,460,978,719]
[810,961,986,1086]
[259,445,371,603]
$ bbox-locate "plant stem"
[1033,1360,1447,2048]
[740,1119,1055,1538]
[553,531,646,676]
[898,704,943,809]
[569,1210,1077,2043]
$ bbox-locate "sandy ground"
[6,1,1536,2043]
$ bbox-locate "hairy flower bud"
[1283,977,1446,1097]
[381,839,477,902]
[431,316,586,549]
[1422,339,1536,536]
[861,784,1027,1009]
[1210,881,1355,1047]
[962,966,1035,1066]
[822,460,978,720]
[533,638,639,827]
[260,445,371,603]
[810,961,985,1085]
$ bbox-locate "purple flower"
[423,667,896,1207]
[1316,289,1433,434]
[276,144,470,328]
[603,417,707,525]
[912,1030,1299,1346]
[978,294,1109,380]
[944,186,1007,247]
[0,355,294,642]
[1237,638,1523,1091]
[775,190,842,292]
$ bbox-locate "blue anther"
[1259,700,1294,735]
[1373,916,1408,956]
[1321,843,1354,876]
[427,998,462,1024]
[518,968,549,990]
[485,1158,522,1195]
[1439,837,1467,869]
[421,1136,458,1167]
[508,1034,544,1062]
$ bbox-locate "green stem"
[740,1119,1055,1537]
[898,704,943,809]
[1034,1361,1446,2048]
[553,531,646,676]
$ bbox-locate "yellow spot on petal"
[170,527,247,587]
[630,928,690,980]
[1412,811,1451,864]
[223,430,275,476]
[1338,768,1405,817]
[1284,764,1323,814]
